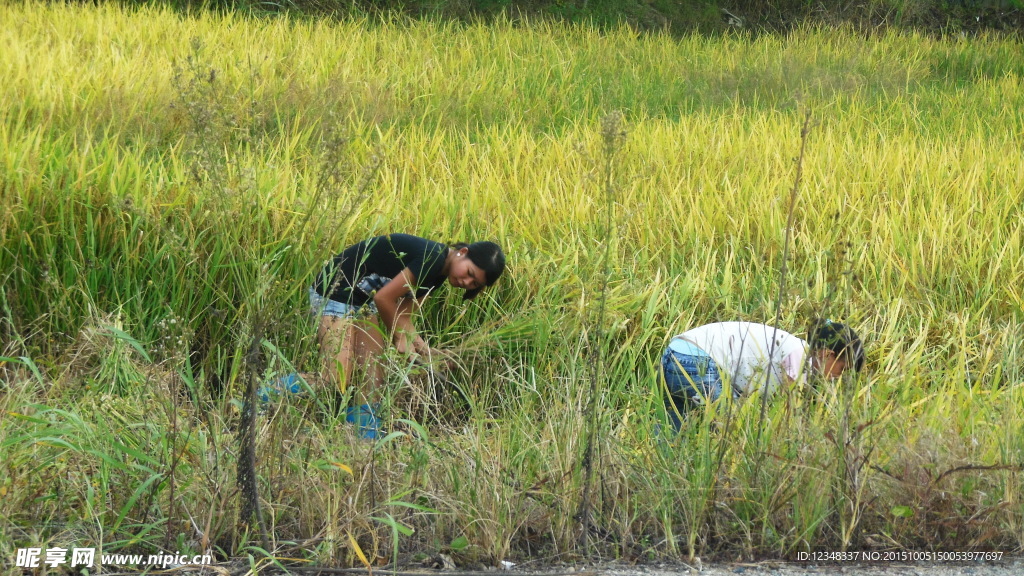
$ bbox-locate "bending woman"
[661,319,864,430]
[310,233,505,438]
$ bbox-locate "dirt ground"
[266,555,1023,576]
[586,555,1023,576]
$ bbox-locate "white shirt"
[670,321,810,396]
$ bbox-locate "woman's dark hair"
[452,241,505,300]
[808,319,865,372]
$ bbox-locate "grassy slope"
[1,1,1023,568]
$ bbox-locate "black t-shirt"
[313,234,449,306]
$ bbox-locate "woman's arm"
[373,267,424,356]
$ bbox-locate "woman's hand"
[412,340,456,371]
[427,347,457,371]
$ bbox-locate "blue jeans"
[308,287,377,319]
[661,340,722,429]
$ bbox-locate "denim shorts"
[308,287,377,319]
[661,339,723,427]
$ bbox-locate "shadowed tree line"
[108,0,1024,34]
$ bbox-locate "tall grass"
[2,1,1023,569]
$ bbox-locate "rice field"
[2,1,1023,570]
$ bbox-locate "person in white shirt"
[661,319,864,429]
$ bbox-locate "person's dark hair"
[808,319,864,372]
[451,241,505,300]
